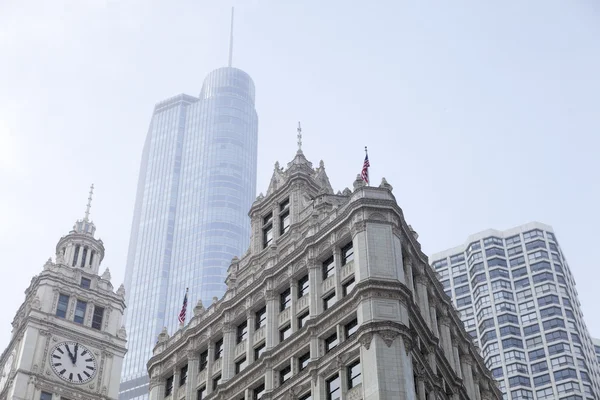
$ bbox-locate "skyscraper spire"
[84,184,94,222]
[297,122,303,153]
[228,7,234,67]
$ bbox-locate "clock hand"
[74,343,79,364]
[65,345,75,364]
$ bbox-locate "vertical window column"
[452,335,462,379]
[246,311,255,363]
[414,272,431,328]
[460,353,476,400]
[185,352,199,400]
[205,343,215,395]
[404,261,416,303]
[415,376,427,400]
[333,247,343,303]
[266,290,277,350]
[148,375,166,399]
[308,259,321,316]
[429,298,439,338]
[439,314,455,369]
[172,367,180,399]
[289,278,298,332]
[221,324,236,381]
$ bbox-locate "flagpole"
[179,288,188,328]
[365,146,369,186]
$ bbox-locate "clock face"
[50,341,97,384]
[0,353,14,392]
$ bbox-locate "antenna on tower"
[297,122,303,153]
[84,184,94,222]
[228,7,234,67]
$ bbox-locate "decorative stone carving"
[117,325,127,339]
[379,177,393,191]
[31,296,41,310]
[43,258,53,270]
[358,332,373,350]
[157,327,170,343]
[353,174,365,190]
[116,284,126,297]
[379,330,399,347]
[101,268,111,281]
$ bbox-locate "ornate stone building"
[0,190,127,399]
[147,147,502,400]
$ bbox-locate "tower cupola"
[55,184,105,274]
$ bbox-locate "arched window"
[81,247,88,268]
[72,245,80,267]
[89,251,95,267]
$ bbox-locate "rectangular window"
[280,288,291,311]
[323,292,336,310]
[299,393,312,400]
[179,365,188,386]
[80,277,91,289]
[326,374,341,400]
[74,300,87,324]
[72,245,80,267]
[342,278,356,296]
[165,375,174,396]
[341,242,354,265]
[235,357,247,374]
[199,350,208,371]
[40,392,53,400]
[280,199,290,235]
[347,360,361,388]
[253,384,265,400]
[197,386,207,400]
[254,343,266,360]
[345,318,358,338]
[255,307,267,330]
[298,275,309,298]
[279,325,291,342]
[56,294,69,318]
[298,351,310,371]
[325,332,338,352]
[91,306,104,330]
[237,321,248,344]
[214,338,223,360]
[298,311,310,329]
[279,364,292,384]
[212,374,221,391]
[322,256,335,280]
[263,212,273,248]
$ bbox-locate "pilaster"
[186,351,199,399]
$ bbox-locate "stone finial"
[408,225,419,240]
[353,174,365,190]
[256,193,264,201]
[56,251,65,264]
[319,160,325,169]
[379,177,393,191]
[274,161,280,171]
[193,299,205,317]
[117,284,126,297]
[44,258,53,270]
[117,325,127,339]
[101,268,111,281]
[157,327,169,342]
[212,296,219,304]
[342,187,352,196]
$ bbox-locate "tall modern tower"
[431,222,600,400]
[119,10,258,399]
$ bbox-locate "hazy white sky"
[1,0,599,351]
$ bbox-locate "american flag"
[178,288,188,325]
[361,151,370,185]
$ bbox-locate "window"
[500,325,521,337]
[214,338,223,360]
[492,280,512,291]
[484,236,503,247]
[521,313,537,324]
[235,357,247,374]
[486,247,506,258]
[180,365,188,386]
[326,374,341,400]
[533,374,550,387]
[341,242,354,265]
[325,332,338,352]
[519,300,535,313]
[345,318,358,338]
[80,247,88,267]
[450,253,465,264]
[254,343,266,360]
[557,382,580,395]
[508,376,531,388]
[493,291,514,301]
[40,392,53,400]
[470,262,484,275]
[212,375,221,391]
[74,300,87,324]
[322,256,335,280]
[298,311,309,329]
[539,306,562,319]
[237,321,248,344]
[548,343,568,355]
[516,288,532,300]
[433,259,448,269]
[528,348,546,361]
[56,294,69,318]
[323,292,336,311]
[497,313,519,325]
[510,256,526,267]
[91,306,104,330]
[72,245,80,267]
[280,325,291,342]
[504,350,526,362]
[511,389,533,400]
[523,229,544,241]
[197,386,207,400]
[298,275,309,298]
[525,336,542,349]
[542,318,565,330]
[280,289,291,311]
[536,388,554,400]
[531,361,548,374]
[347,360,361,388]
[535,283,556,295]
[80,277,91,289]
[255,307,267,330]
[299,351,310,371]
[533,272,554,284]
[456,296,472,308]
[551,355,574,368]
[502,338,523,349]
[528,250,549,262]
[263,213,273,248]
[165,375,174,396]
[479,318,495,331]
[342,278,355,296]
[280,199,290,235]
[507,246,523,257]
[279,364,292,384]
[491,367,503,378]
[554,368,578,382]
[452,263,466,274]
[299,393,312,400]
[468,242,481,252]
[538,294,559,307]
[531,261,551,273]
[253,383,265,399]
[512,267,527,278]
[526,240,547,252]
[199,350,208,371]
[506,235,521,246]
[453,274,468,285]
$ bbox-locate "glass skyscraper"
[431,222,600,400]
[119,67,258,400]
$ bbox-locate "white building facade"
[0,195,127,399]
[431,222,600,400]
[146,148,502,400]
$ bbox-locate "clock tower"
[0,186,127,400]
